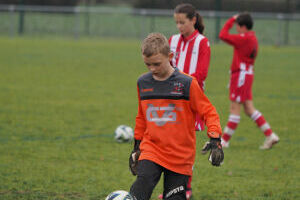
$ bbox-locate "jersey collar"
[181,30,199,42]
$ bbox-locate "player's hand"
[129,140,141,176]
[129,149,140,175]
[201,138,224,166]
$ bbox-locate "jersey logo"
[171,82,184,95]
[146,104,177,126]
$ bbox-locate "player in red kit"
[219,12,279,149]
[169,3,210,133]
[166,3,211,199]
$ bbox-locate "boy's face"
[236,24,242,33]
[236,23,248,34]
[143,53,173,79]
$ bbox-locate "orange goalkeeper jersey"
[134,68,222,176]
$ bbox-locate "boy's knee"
[230,102,241,115]
[130,175,157,200]
[244,108,252,116]
[243,100,256,116]
[244,105,255,116]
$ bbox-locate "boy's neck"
[239,27,250,34]
[241,30,250,34]
[153,65,175,81]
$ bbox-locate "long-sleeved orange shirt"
[134,68,222,175]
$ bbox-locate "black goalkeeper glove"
[201,137,224,166]
[129,139,141,176]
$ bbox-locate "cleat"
[260,133,279,150]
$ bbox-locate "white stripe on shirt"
[170,34,181,67]
[189,34,205,74]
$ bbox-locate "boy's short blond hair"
[142,33,170,57]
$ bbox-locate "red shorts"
[229,68,254,103]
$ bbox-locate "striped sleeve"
[169,34,181,67]
[192,38,210,89]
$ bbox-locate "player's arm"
[129,85,145,175]
[191,38,211,90]
[219,17,245,47]
[168,36,175,67]
[168,36,172,46]
[190,79,224,166]
[190,79,221,137]
[134,85,146,141]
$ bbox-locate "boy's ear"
[169,52,174,61]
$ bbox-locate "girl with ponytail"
[161,3,212,200]
[170,3,209,98]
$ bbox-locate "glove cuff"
[210,138,222,149]
[210,137,221,142]
[207,132,221,139]
[134,140,141,151]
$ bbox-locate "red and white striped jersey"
[169,30,211,90]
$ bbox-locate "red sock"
[222,114,240,142]
[187,176,192,190]
[251,110,273,136]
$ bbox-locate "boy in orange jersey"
[128,33,224,200]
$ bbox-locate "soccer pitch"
[0,37,299,199]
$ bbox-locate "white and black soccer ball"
[105,190,134,200]
[114,125,134,143]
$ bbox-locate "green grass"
[0,37,299,199]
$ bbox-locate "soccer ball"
[114,125,134,143]
[105,190,134,200]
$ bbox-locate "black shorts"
[130,160,189,200]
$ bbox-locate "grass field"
[0,37,299,200]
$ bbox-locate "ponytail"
[195,12,205,34]
[174,3,205,34]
